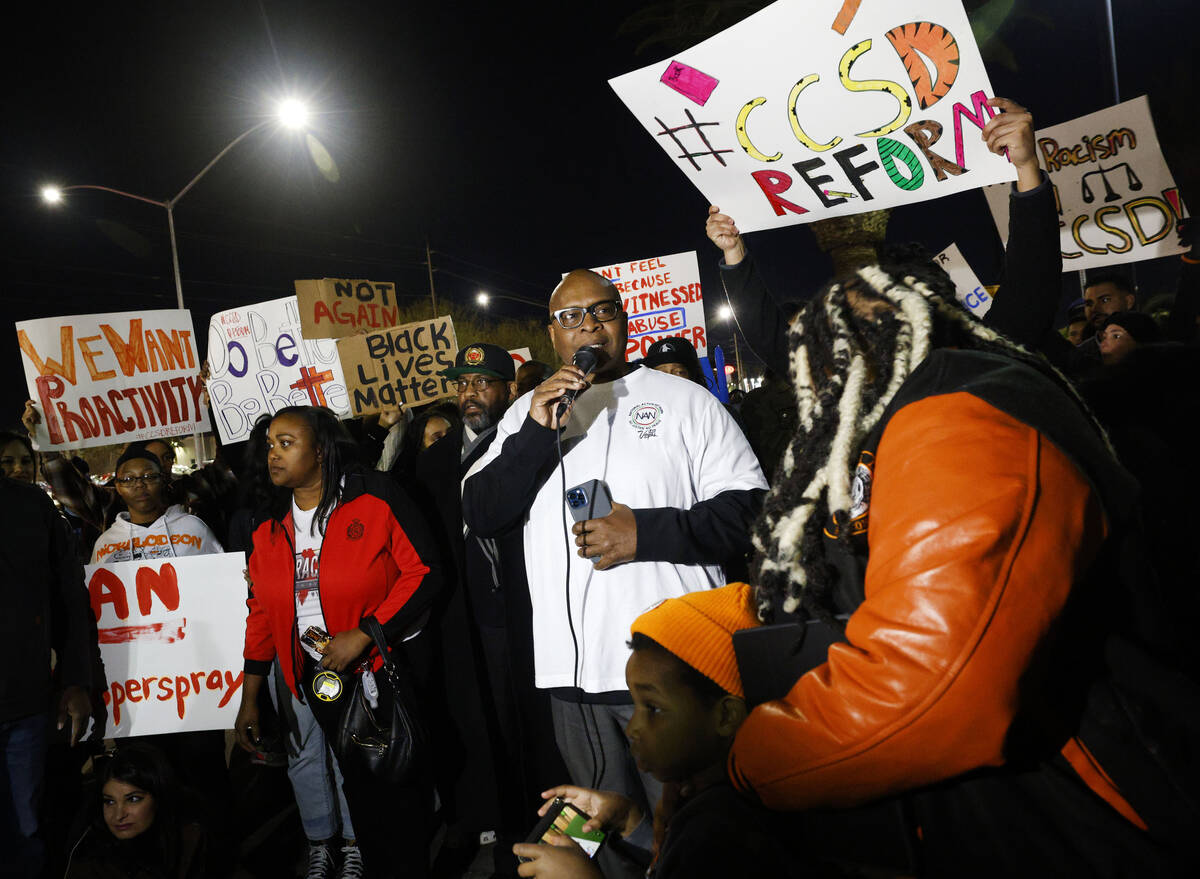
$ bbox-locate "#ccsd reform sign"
[609,0,1016,233]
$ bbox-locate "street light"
[717,304,734,321]
[39,98,311,310]
[476,291,490,307]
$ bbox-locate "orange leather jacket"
[729,391,1144,828]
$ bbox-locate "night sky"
[2,0,1195,431]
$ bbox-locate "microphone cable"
[557,398,605,791]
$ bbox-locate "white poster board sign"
[609,0,1016,232]
[584,251,708,358]
[206,296,351,445]
[983,95,1188,271]
[88,553,247,738]
[508,347,533,366]
[16,309,209,451]
[934,243,993,318]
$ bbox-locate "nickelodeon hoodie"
[91,504,223,563]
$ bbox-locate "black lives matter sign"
[337,315,458,415]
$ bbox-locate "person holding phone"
[463,271,766,877]
[233,406,441,879]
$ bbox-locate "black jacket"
[1,477,94,722]
[719,175,1064,375]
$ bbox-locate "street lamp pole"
[42,108,304,463]
[43,114,285,309]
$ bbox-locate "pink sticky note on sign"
[660,61,719,106]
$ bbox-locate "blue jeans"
[269,672,356,842]
[0,713,49,877]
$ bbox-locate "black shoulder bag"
[334,617,427,784]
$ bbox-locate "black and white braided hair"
[750,260,1109,624]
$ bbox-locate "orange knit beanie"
[630,582,760,699]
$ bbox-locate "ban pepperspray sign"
[609,0,1016,232]
[88,554,248,737]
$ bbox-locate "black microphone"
[555,346,600,420]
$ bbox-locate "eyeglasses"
[454,377,505,393]
[115,473,163,486]
[548,300,623,329]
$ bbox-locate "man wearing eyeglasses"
[463,271,766,875]
[402,342,567,860]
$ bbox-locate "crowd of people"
[3,97,1199,879]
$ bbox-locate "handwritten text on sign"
[206,297,351,445]
[295,278,403,340]
[609,0,1015,233]
[983,96,1188,272]
[338,314,458,415]
[17,309,210,451]
[87,553,248,737]
[586,252,708,359]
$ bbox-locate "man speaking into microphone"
[463,269,765,873]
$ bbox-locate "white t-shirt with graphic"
[467,366,767,692]
[292,500,328,661]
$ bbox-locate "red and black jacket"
[243,470,441,697]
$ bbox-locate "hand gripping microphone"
[555,346,600,420]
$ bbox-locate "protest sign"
[586,251,708,359]
[338,314,458,415]
[17,309,209,451]
[509,347,533,366]
[206,297,351,445]
[934,243,993,318]
[609,0,1016,233]
[87,553,247,737]
[294,278,402,340]
[983,96,1188,272]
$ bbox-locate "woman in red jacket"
[233,406,441,879]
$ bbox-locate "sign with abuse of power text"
[206,297,351,445]
[17,309,209,451]
[609,0,1016,233]
[294,278,404,340]
[87,553,247,738]
[338,314,458,416]
[587,251,708,359]
[983,96,1188,272]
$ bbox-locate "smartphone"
[519,798,606,862]
[300,625,332,654]
[565,479,614,523]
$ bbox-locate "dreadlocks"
[751,260,1110,624]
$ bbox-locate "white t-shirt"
[292,499,328,661]
[466,366,767,692]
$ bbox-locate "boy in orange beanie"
[513,583,808,878]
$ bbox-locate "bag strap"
[362,617,395,671]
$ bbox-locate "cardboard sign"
[206,297,351,445]
[934,243,993,317]
[87,553,248,737]
[338,314,458,415]
[983,96,1188,271]
[509,347,533,366]
[17,309,210,451]
[609,0,1016,233]
[294,278,402,340]
[586,251,708,358]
